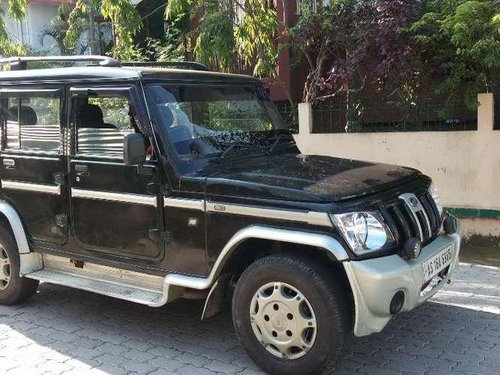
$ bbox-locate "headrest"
[8,106,38,125]
[159,106,174,128]
[78,104,104,128]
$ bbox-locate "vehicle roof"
[0,66,262,85]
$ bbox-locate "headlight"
[429,184,443,216]
[332,212,395,255]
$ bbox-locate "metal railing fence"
[312,97,477,133]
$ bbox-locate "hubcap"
[0,245,10,290]
[249,282,317,360]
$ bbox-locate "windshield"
[145,84,291,157]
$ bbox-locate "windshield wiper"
[268,133,293,154]
[218,141,243,159]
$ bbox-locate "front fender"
[166,225,349,290]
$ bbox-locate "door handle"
[74,164,90,177]
[2,159,15,168]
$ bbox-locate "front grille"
[384,191,442,244]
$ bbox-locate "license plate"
[422,245,453,282]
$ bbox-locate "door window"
[72,93,136,159]
[1,92,61,153]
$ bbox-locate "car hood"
[203,153,422,203]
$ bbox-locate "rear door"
[0,87,68,246]
[67,85,163,261]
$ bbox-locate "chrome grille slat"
[388,205,413,242]
[419,193,437,232]
[401,201,424,241]
[385,191,441,246]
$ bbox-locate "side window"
[1,93,61,153]
[72,93,135,158]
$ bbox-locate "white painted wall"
[295,94,500,238]
[4,3,61,54]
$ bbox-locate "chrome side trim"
[164,198,205,211]
[72,188,157,206]
[206,202,332,227]
[2,180,61,195]
[166,225,349,290]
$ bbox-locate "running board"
[25,255,184,307]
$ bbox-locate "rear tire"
[0,226,39,305]
[232,254,350,375]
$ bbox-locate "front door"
[67,85,163,261]
[0,87,68,246]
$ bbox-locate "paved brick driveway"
[0,262,499,375]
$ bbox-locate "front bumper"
[343,220,461,337]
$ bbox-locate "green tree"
[1,0,142,59]
[39,4,87,55]
[64,0,142,58]
[288,1,420,104]
[412,0,500,108]
[165,0,279,76]
[0,0,29,56]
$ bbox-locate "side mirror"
[124,133,146,166]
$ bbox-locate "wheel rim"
[249,281,317,360]
[0,244,10,290]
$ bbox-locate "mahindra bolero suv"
[0,56,461,375]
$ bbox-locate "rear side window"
[1,91,61,153]
[71,92,136,159]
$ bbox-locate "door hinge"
[55,214,69,228]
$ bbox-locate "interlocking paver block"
[0,262,497,374]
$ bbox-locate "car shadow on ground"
[0,278,499,375]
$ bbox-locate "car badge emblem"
[409,197,419,207]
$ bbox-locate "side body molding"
[166,225,349,291]
[0,200,43,274]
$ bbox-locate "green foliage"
[145,34,184,62]
[412,0,500,108]
[6,0,27,22]
[235,0,278,76]
[62,0,141,58]
[166,0,278,76]
[101,0,142,58]
[0,0,29,57]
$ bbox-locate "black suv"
[0,56,460,375]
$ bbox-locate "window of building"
[1,93,61,153]
[296,0,330,15]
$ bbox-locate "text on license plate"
[422,245,453,282]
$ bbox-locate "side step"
[25,255,171,307]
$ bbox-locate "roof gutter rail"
[0,55,121,70]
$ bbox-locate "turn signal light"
[443,215,458,235]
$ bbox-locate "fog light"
[443,215,457,235]
[390,291,405,315]
[403,238,422,260]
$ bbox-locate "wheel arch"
[0,200,42,275]
[167,225,350,291]
[175,225,353,321]
[0,200,30,254]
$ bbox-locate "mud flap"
[201,273,232,320]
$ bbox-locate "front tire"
[232,254,350,375]
[0,227,39,305]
